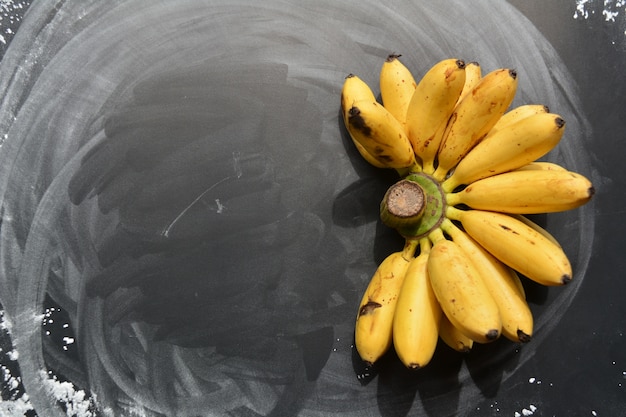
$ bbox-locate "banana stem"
[402,238,420,260]
[395,161,422,177]
[428,227,446,245]
[439,217,460,237]
[445,192,461,207]
[445,206,464,221]
[418,236,432,254]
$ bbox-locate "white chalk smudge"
[574,0,626,22]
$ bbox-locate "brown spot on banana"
[348,106,372,136]
[358,300,382,317]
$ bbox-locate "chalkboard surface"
[0,1,624,416]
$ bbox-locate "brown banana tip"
[517,330,532,343]
[407,363,422,371]
[486,329,500,341]
[588,186,596,197]
[543,104,550,113]
[459,344,472,353]
[555,117,566,128]
[386,53,401,62]
[456,59,466,69]
[509,69,518,79]
[345,73,356,79]
[467,61,480,67]
[561,274,572,285]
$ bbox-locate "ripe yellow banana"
[441,219,533,343]
[392,238,442,369]
[442,113,566,192]
[340,74,388,168]
[346,99,417,169]
[380,54,417,127]
[447,207,572,286]
[439,314,473,352]
[405,58,466,174]
[486,104,549,138]
[355,240,417,364]
[427,229,502,343]
[446,169,594,214]
[433,68,518,181]
[457,61,481,104]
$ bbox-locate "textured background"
[0,1,624,416]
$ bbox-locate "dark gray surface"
[0,1,623,416]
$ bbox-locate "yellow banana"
[439,314,473,352]
[340,74,388,168]
[486,104,549,138]
[341,74,376,122]
[457,61,481,104]
[514,161,567,172]
[427,229,502,343]
[392,238,442,369]
[441,219,533,343]
[447,207,572,286]
[446,169,594,214]
[405,58,466,174]
[380,54,417,127]
[433,68,518,181]
[355,240,417,364]
[442,113,566,191]
[346,99,417,169]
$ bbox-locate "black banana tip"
[555,117,566,129]
[509,69,518,79]
[386,53,402,62]
[456,59,466,69]
[588,185,596,198]
[517,330,532,343]
[486,329,500,341]
[561,274,572,285]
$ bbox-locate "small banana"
[341,74,376,122]
[441,219,533,343]
[447,207,572,286]
[427,229,502,343]
[457,61,481,104]
[433,68,518,181]
[347,99,417,169]
[442,113,566,192]
[446,169,594,214]
[392,238,442,369]
[341,74,388,168]
[380,54,417,127]
[439,314,474,352]
[405,58,466,174]
[355,240,417,364]
[486,104,549,138]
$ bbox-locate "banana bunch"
[345,55,594,368]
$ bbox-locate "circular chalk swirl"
[0,1,594,416]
